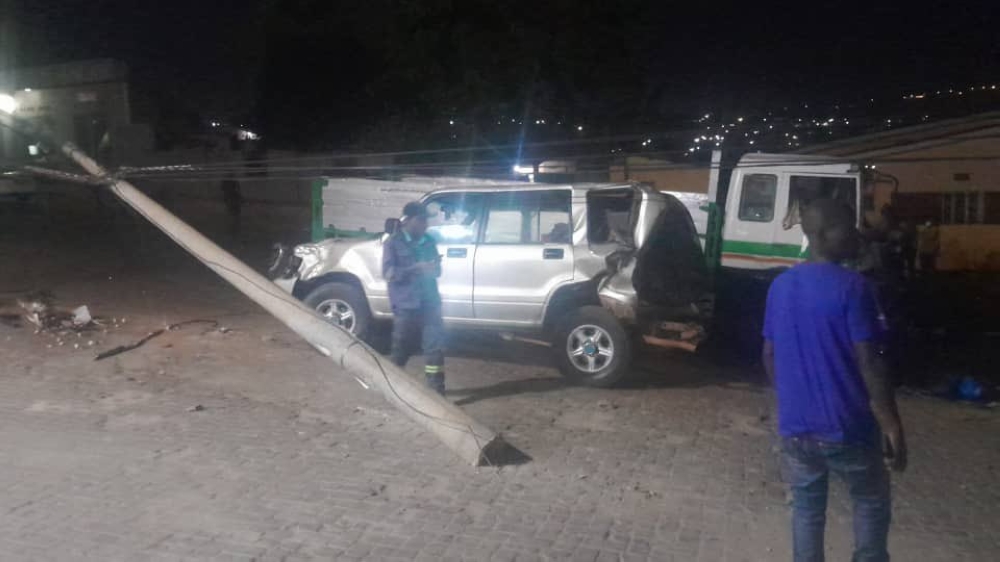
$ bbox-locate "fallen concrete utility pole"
[3,116,508,466]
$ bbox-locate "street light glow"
[0,93,18,115]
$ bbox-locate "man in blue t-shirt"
[763,199,907,562]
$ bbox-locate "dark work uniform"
[381,230,446,394]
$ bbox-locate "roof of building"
[797,111,1000,157]
[0,59,127,90]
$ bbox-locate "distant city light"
[449,120,454,125]
[737,117,743,122]
[576,125,583,131]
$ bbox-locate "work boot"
[424,367,445,396]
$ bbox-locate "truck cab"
[717,153,861,271]
[703,152,864,360]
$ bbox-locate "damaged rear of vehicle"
[271,182,712,387]
[548,185,712,385]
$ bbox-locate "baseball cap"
[402,201,428,220]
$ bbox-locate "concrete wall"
[609,157,710,193]
[114,147,309,206]
[938,225,1000,271]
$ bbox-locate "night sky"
[11,0,999,149]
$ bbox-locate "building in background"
[799,112,1000,271]
[609,156,710,193]
[0,59,150,166]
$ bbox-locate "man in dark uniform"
[382,202,446,394]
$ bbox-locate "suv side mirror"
[384,218,400,234]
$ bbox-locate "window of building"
[424,192,484,244]
[941,191,984,225]
[738,174,777,222]
[483,190,572,244]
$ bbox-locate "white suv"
[271,183,712,387]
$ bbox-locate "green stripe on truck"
[721,240,805,258]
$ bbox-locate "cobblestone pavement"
[1,197,998,561]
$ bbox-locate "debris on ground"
[899,377,997,409]
[72,305,92,327]
[17,291,101,332]
[955,376,985,401]
[94,319,218,361]
[187,404,205,412]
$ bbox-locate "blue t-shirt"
[763,262,881,444]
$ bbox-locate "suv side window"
[483,190,572,244]
[423,192,484,244]
[738,174,778,222]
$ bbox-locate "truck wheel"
[303,282,372,338]
[553,306,632,387]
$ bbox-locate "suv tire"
[553,306,631,387]
[303,282,372,339]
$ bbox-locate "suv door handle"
[543,248,564,260]
[447,248,468,258]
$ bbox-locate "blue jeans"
[781,437,891,562]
